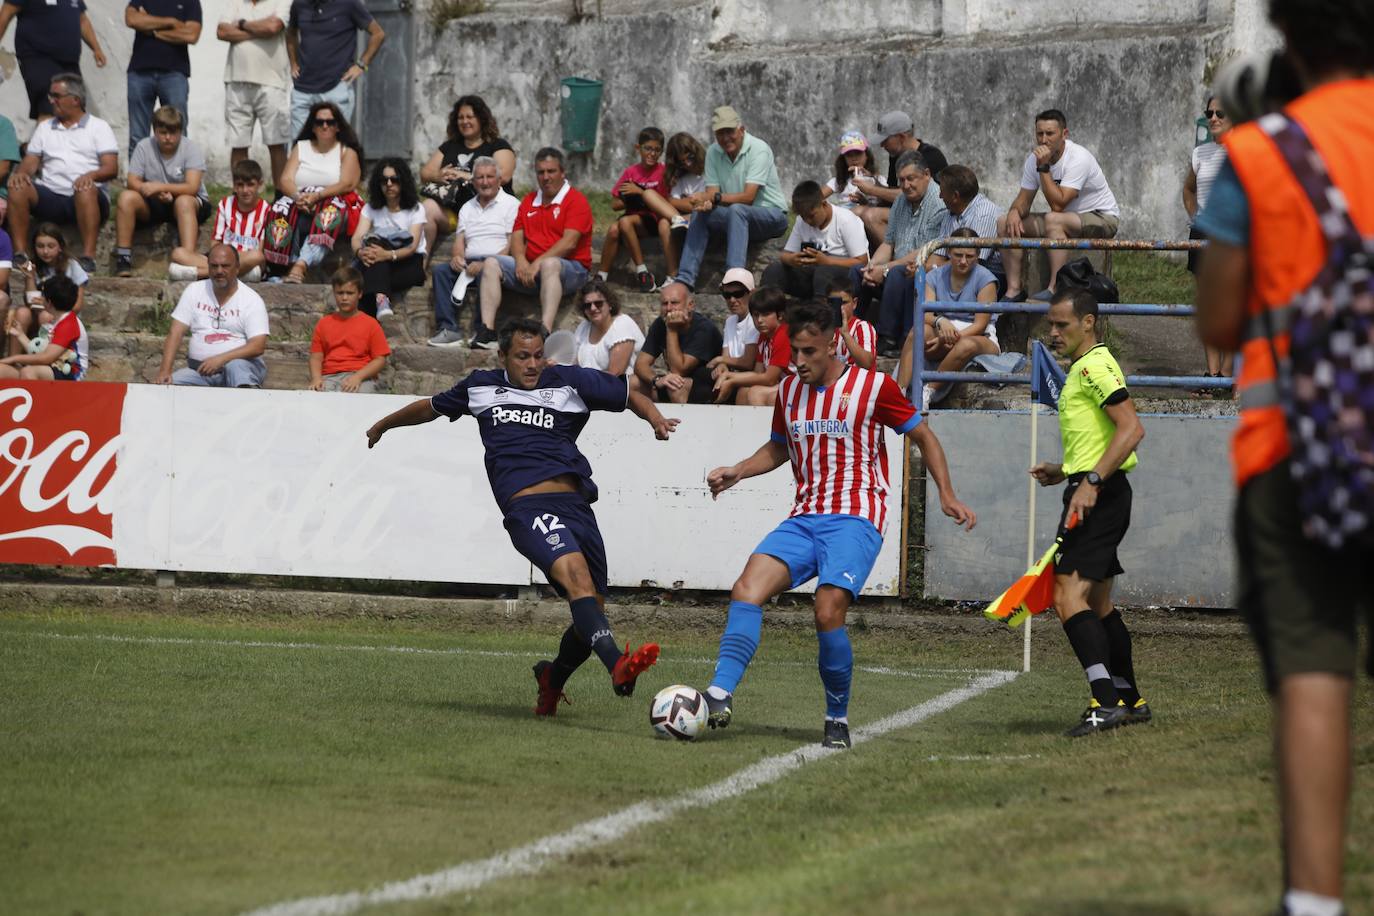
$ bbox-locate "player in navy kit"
[366,318,678,715]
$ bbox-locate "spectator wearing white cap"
[850,110,948,245]
[673,105,788,292]
[707,267,760,385]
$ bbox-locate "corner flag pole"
[1024,340,1037,674]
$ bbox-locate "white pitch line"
[241,669,1018,916]
[9,631,1002,680]
[926,753,1042,763]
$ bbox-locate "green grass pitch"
[1,608,1370,915]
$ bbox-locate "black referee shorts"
[1056,473,1132,582]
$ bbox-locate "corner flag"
[1029,341,1065,410]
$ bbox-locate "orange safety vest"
[1224,78,1374,488]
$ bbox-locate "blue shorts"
[490,254,589,295]
[755,514,884,598]
[502,492,608,597]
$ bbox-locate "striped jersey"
[834,317,877,367]
[213,197,271,252]
[768,365,922,532]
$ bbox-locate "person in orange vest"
[1195,2,1374,914]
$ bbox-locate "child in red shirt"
[596,127,669,293]
[309,267,391,393]
[714,286,792,406]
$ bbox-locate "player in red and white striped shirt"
[169,159,270,282]
[699,300,975,749]
[827,279,877,369]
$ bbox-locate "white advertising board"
[1,383,905,595]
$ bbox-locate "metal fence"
[906,236,1233,397]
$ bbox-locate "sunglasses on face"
[314,117,338,127]
[582,298,608,310]
[1203,109,1226,119]
[47,92,73,101]
[720,288,749,300]
[381,174,400,184]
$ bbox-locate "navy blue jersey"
[430,365,629,510]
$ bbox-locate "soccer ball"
[649,684,708,741]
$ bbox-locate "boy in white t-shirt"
[996,108,1120,300]
[156,244,271,387]
[171,159,271,282]
[761,180,868,300]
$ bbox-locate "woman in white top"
[571,278,644,377]
[351,158,427,320]
[275,102,363,283]
[1183,95,1234,384]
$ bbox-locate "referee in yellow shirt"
[1031,288,1149,736]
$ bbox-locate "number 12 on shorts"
[531,514,565,535]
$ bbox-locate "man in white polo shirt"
[997,108,1120,301]
[427,156,518,347]
[155,243,271,387]
[5,72,117,270]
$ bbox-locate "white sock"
[597,270,608,281]
[635,264,648,274]
[1283,890,1344,916]
[706,686,729,701]
[825,716,849,724]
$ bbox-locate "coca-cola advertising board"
[0,382,904,594]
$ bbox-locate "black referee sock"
[1062,610,1120,708]
[549,624,592,691]
[569,596,622,673]
[1101,610,1142,705]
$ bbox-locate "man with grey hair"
[853,149,947,356]
[471,147,593,349]
[850,110,948,245]
[634,281,723,404]
[5,72,117,269]
[428,155,519,347]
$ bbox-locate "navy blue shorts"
[502,492,609,597]
[35,184,111,224]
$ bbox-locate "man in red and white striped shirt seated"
[170,159,271,282]
[699,299,976,749]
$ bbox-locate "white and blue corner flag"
[1030,340,1065,410]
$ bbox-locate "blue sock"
[569,596,621,673]
[710,601,763,695]
[817,627,853,720]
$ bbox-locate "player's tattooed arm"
[909,422,977,530]
[366,398,440,448]
[707,440,789,499]
[628,389,679,441]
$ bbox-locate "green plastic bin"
[560,77,604,153]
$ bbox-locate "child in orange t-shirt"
[309,267,391,393]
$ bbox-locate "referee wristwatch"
[1084,471,1103,487]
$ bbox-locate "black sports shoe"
[115,254,133,277]
[1065,701,1128,738]
[704,690,732,729]
[1122,698,1152,726]
[877,336,901,358]
[822,720,852,749]
[78,255,97,275]
[470,325,498,350]
[635,269,658,293]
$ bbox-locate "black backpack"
[1260,114,1374,550]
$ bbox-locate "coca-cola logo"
[0,382,125,566]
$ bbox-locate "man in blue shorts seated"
[365,317,678,716]
[699,300,978,749]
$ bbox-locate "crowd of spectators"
[0,4,1231,396]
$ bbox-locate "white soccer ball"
[649,684,708,741]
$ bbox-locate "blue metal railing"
[906,237,1233,399]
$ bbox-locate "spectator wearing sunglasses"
[1184,94,1233,388]
[350,157,425,319]
[155,243,270,387]
[571,278,643,376]
[706,267,760,386]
